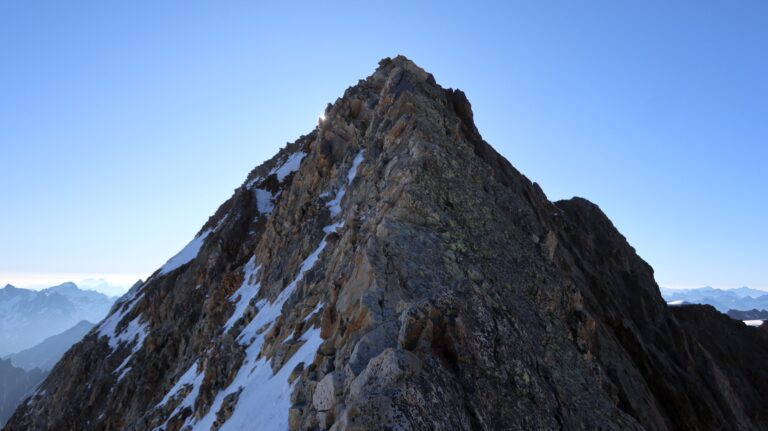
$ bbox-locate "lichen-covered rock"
[5,56,768,431]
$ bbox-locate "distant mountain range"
[0,282,116,356]
[726,309,768,320]
[0,359,46,426]
[660,286,768,314]
[77,278,136,298]
[0,284,112,426]
[5,320,95,371]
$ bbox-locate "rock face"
[5,56,768,431]
[672,305,768,426]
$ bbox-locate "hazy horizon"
[3,274,768,297]
[0,274,139,296]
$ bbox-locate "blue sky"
[1,1,766,293]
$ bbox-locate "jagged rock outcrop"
[6,56,768,431]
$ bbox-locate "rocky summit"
[6,56,768,431]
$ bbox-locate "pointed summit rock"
[6,56,768,430]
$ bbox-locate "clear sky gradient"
[1,1,766,294]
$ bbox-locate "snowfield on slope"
[156,150,365,430]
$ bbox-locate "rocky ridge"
[5,56,768,431]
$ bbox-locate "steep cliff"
[6,56,767,431]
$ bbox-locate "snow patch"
[189,208,338,429]
[116,366,132,382]
[108,315,149,380]
[347,150,365,184]
[223,256,262,332]
[303,302,324,323]
[97,284,145,350]
[245,176,263,189]
[745,320,764,327]
[97,279,149,377]
[325,150,364,218]
[97,295,149,380]
[157,361,205,408]
[323,221,344,235]
[244,151,305,196]
[270,152,306,182]
[254,188,275,214]
[169,150,363,430]
[110,315,149,350]
[153,362,205,431]
[326,186,347,218]
[191,328,322,431]
[159,229,212,275]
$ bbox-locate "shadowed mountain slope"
[6,321,94,372]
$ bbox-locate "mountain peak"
[377,54,418,69]
[0,284,28,299]
[8,59,768,431]
[47,281,78,291]
[374,55,435,84]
